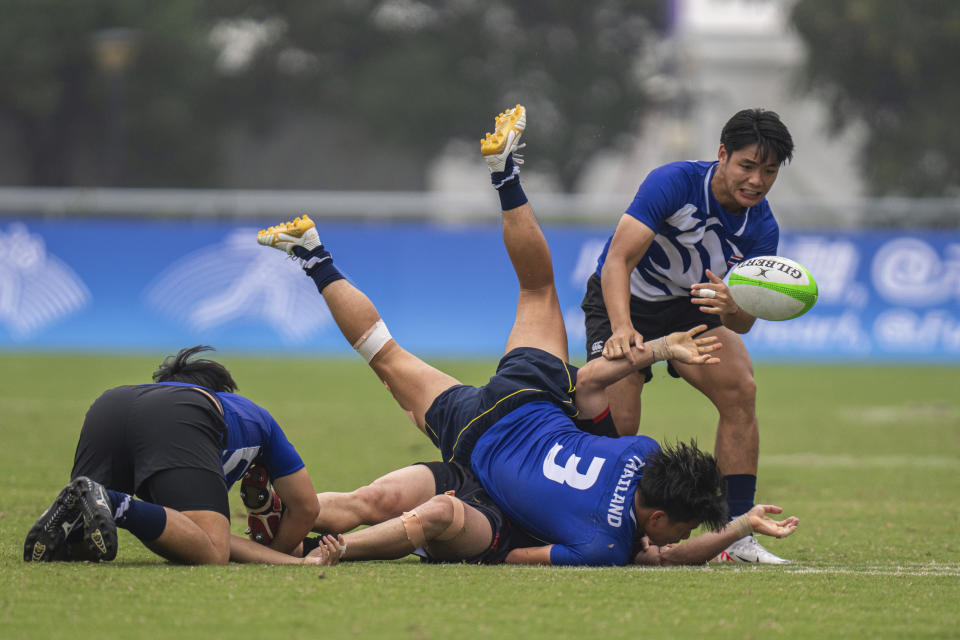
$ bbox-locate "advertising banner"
[1,218,957,362]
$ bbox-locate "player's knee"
[420,494,466,541]
[206,544,230,565]
[730,374,757,406]
[711,370,756,410]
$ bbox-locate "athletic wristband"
[730,514,753,538]
[646,337,670,362]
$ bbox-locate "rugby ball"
[728,256,818,321]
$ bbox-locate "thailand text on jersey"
[470,401,661,566]
[594,161,780,301]
[155,382,304,487]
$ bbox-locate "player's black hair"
[152,345,237,393]
[720,108,794,166]
[639,440,728,531]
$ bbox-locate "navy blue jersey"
[470,401,661,566]
[595,161,779,301]
[156,382,304,488]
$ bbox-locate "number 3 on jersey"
[542,443,605,490]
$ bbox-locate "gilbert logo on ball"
[728,256,818,321]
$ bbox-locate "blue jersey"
[595,161,779,301]
[156,382,304,489]
[470,401,661,566]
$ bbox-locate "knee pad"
[400,492,467,548]
[434,492,466,541]
[400,509,426,549]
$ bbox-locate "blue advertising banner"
[1,218,958,362]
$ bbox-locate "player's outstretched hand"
[664,324,722,365]
[303,534,345,566]
[690,270,739,315]
[747,505,799,539]
[603,326,645,364]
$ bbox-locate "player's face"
[646,515,700,546]
[712,143,781,212]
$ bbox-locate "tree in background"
[791,0,960,197]
[0,1,229,187]
[0,0,665,190]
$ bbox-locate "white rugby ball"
[727,256,818,321]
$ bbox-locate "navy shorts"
[424,347,579,465]
[71,384,231,518]
[581,273,721,382]
[415,461,541,565]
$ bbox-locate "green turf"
[2,353,958,639]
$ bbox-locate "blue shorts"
[424,347,579,465]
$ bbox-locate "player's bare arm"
[576,326,721,417]
[600,215,655,364]
[229,532,339,565]
[633,504,798,566]
[690,269,756,334]
[505,545,553,565]
[268,468,322,555]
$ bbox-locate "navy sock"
[725,474,757,519]
[292,245,345,293]
[490,154,527,211]
[106,489,168,542]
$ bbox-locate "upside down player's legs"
[500,201,569,362]
[317,278,460,433]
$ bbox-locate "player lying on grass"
[290,457,798,566]
[260,105,799,566]
[24,346,340,566]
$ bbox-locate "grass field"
[2,352,959,639]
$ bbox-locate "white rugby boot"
[715,535,790,564]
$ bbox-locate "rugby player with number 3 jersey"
[257,106,799,567]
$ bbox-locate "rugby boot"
[73,476,118,561]
[23,482,84,562]
[241,463,284,545]
[714,535,790,564]
[481,104,526,172]
[257,215,322,255]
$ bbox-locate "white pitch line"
[760,453,960,469]
[715,563,960,577]
[781,567,960,577]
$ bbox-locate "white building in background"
[586,0,863,206]
[433,0,865,226]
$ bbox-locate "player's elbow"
[300,498,322,529]
[290,496,322,534]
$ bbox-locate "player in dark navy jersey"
[585,109,796,564]
[260,106,798,567]
[24,346,338,566]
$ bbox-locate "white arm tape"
[353,319,392,363]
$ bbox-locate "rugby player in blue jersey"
[584,109,795,564]
[24,346,339,566]
[259,106,798,567]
